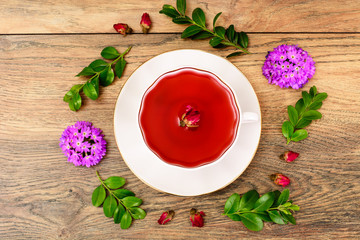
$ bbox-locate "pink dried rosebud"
[158,210,175,225]
[280,151,299,162]
[270,173,291,187]
[113,23,132,35]
[140,13,151,34]
[190,208,205,227]
[180,105,200,128]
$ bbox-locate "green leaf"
[239,190,259,210]
[64,91,74,103]
[309,101,323,110]
[280,209,292,215]
[69,92,82,111]
[69,99,76,111]
[281,214,289,224]
[99,66,115,87]
[273,190,281,199]
[83,81,98,100]
[256,212,272,222]
[213,12,222,27]
[113,204,125,224]
[276,189,289,206]
[191,31,213,39]
[309,86,317,97]
[240,213,263,231]
[192,8,206,27]
[222,41,237,46]
[282,202,292,207]
[89,59,108,72]
[91,76,99,96]
[226,52,243,58]
[209,37,223,47]
[212,43,227,48]
[176,0,186,15]
[76,66,96,77]
[214,26,226,38]
[114,57,126,78]
[113,189,135,199]
[295,118,312,129]
[281,212,296,225]
[120,211,132,229]
[303,110,322,120]
[122,196,142,207]
[291,129,308,142]
[103,195,118,217]
[129,207,146,220]
[224,193,240,214]
[288,204,300,211]
[181,25,203,38]
[92,185,106,207]
[172,16,192,24]
[159,5,180,18]
[226,25,235,42]
[295,98,305,115]
[227,213,241,221]
[287,106,298,126]
[302,91,311,106]
[104,176,126,189]
[63,84,83,102]
[233,31,239,44]
[282,121,294,140]
[101,47,120,60]
[71,84,83,93]
[238,31,249,48]
[253,192,275,212]
[313,92,328,102]
[271,190,281,207]
[268,210,285,225]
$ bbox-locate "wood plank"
[0,34,359,239]
[1,0,360,34]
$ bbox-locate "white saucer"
[114,49,261,196]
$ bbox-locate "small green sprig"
[160,0,250,57]
[282,86,328,144]
[92,171,146,229]
[63,46,131,111]
[223,189,299,231]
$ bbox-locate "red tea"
[139,68,239,168]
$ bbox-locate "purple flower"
[262,44,315,89]
[59,121,107,167]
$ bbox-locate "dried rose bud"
[113,23,132,35]
[140,13,151,34]
[280,151,299,162]
[270,173,291,187]
[180,105,200,128]
[158,210,175,225]
[189,208,205,227]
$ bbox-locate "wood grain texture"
[0,33,359,239]
[1,0,360,34]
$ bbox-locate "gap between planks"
[1,32,360,36]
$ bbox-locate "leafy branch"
[282,86,328,144]
[63,46,131,111]
[160,0,250,57]
[224,189,299,231]
[92,171,146,229]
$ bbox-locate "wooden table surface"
[1,0,359,239]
